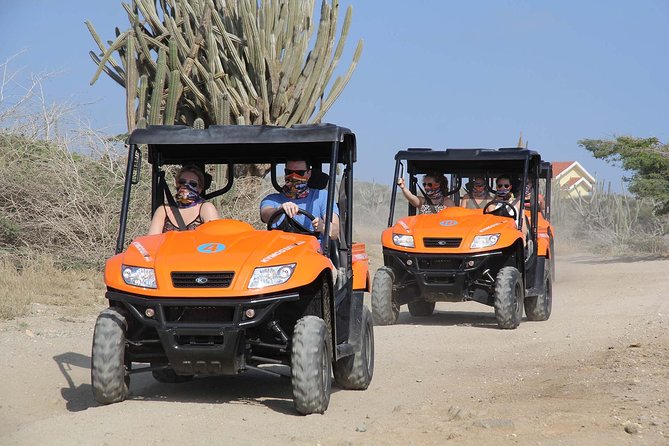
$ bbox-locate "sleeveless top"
[419,198,448,214]
[162,204,204,232]
[463,194,492,209]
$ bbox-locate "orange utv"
[372,148,555,329]
[92,124,373,415]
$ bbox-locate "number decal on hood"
[197,242,226,253]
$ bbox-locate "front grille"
[423,237,462,248]
[417,257,462,270]
[165,306,235,323]
[171,271,234,288]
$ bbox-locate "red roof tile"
[552,161,574,177]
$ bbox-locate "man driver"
[260,159,339,239]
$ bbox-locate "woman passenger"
[148,165,219,235]
[397,172,455,214]
[460,177,493,209]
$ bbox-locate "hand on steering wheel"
[266,207,319,237]
[483,199,518,220]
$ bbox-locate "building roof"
[551,160,596,183]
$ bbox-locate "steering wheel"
[267,208,319,237]
[483,199,518,220]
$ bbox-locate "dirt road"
[1,254,667,445]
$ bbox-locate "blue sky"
[2,0,668,187]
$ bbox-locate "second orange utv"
[372,148,555,329]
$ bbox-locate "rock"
[355,425,367,433]
[25,329,35,338]
[624,422,640,434]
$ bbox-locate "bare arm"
[200,202,219,222]
[148,206,166,235]
[397,177,422,208]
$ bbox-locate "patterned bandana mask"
[426,188,444,202]
[282,174,310,199]
[496,188,512,200]
[175,183,204,208]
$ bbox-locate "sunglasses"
[422,182,437,188]
[496,183,511,189]
[285,169,308,176]
[177,178,199,188]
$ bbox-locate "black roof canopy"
[128,123,356,165]
[395,148,542,176]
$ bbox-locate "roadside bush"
[551,181,669,256]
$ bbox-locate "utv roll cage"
[388,147,543,239]
[116,123,356,262]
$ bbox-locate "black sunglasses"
[177,178,199,188]
[285,169,308,176]
[496,183,511,189]
[422,182,436,188]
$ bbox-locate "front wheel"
[408,300,435,317]
[291,316,332,415]
[494,267,524,329]
[91,307,130,404]
[371,267,399,325]
[333,306,374,390]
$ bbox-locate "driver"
[260,159,339,239]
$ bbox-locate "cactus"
[86,0,363,133]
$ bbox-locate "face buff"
[496,188,512,201]
[175,183,204,208]
[425,187,444,203]
[282,173,310,199]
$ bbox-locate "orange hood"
[382,207,521,253]
[105,219,330,298]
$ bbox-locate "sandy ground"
[0,253,668,446]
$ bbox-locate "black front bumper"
[382,248,507,304]
[107,290,299,375]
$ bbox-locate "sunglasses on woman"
[177,178,199,188]
[422,182,436,188]
[496,183,511,189]
[285,169,308,176]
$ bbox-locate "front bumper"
[382,248,507,304]
[106,290,299,375]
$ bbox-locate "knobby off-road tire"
[291,316,332,415]
[493,267,524,329]
[524,260,553,321]
[371,267,399,325]
[91,307,129,404]
[408,300,436,317]
[152,368,194,383]
[333,306,374,390]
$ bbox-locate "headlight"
[248,263,296,289]
[470,234,501,249]
[122,265,157,289]
[392,234,415,248]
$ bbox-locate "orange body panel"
[529,210,555,258]
[105,219,343,298]
[381,207,522,253]
[352,242,370,291]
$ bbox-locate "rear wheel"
[408,300,435,317]
[333,306,374,389]
[371,267,399,325]
[91,307,130,404]
[525,260,552,321]
[494,267,524,329]
[291,316,332,414]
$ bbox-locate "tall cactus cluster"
[87,0,363,132]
